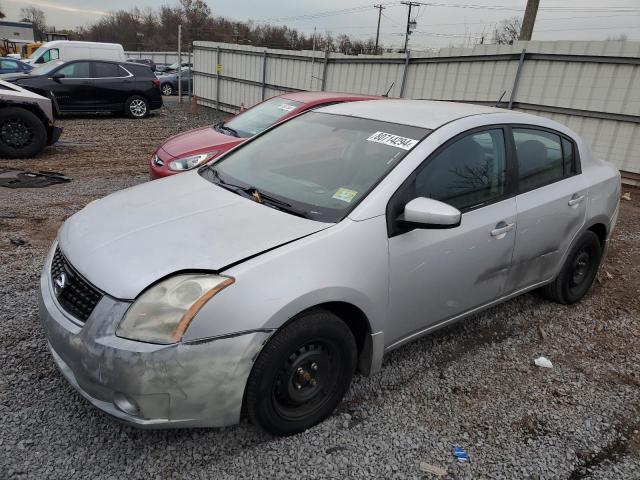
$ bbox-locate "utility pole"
[310,26,317,89]
[374,4,385,54]
[177,24,182,103]
[519,0,540,41]
[401,1,420,53]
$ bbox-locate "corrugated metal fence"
[190,40,640,179]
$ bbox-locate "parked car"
[2,59,162,118]
[25,41,126,65]
[0,57,33,74]
[150,91,381,179]
[0,79,61,157]
[126,58,156,72]
[157,68,191,96]
[39,100,620,436]
[158,61,192,73]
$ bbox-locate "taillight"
[152,79,160,88]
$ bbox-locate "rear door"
[91,61,132,110]
[48,61,93,111]
[506,126,587,293]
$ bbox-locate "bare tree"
[492,17,521,45]
[606,33,628,41]
[20,7,46,41]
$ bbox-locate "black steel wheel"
[246,309,357,436]
[0,107,47,158]
[541,230,602,304]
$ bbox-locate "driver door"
[49,61,93,112]
[386,127,517,346]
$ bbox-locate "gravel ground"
[1,98,639,479]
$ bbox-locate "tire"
[246,309,357,436]
[124,95,149,119]
[161,83,174,96]
[541,230,602,304]
[0,107,47,158]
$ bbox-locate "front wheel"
[0,107,47,158]
[124,95,149,119]
[541,230,602,304]
[246,310,357,436]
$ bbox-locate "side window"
[561,137,579,175]
[92,62,121,78]
[0,60,17,70]
[513,128,564,191]
[57,62,91,78]
[42,48,59,63]
[415,129,507,210]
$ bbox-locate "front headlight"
[116,274,234,344]
[168,151,219,171]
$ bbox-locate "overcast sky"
[3,0,640,50]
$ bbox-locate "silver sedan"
[39,100,620,435]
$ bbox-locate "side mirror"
[399,197,461,229]
[50,72,65,81]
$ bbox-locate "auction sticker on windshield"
[366,131,418,150]
[278,104,296,112]
[332,187,358,203]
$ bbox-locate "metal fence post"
[262,50,267,101]
[321,50,329,91]
[508,49,527,109]
[216,46,220,111]
[188,49,192,101]
[399,50,410,98]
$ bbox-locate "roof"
[280,91,380,103]
[315,99,519,130]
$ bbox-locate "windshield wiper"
[214,121,240,137]
[208,166,309,218]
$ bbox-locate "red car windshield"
[222,97,303,138]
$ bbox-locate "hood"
[160,125,243,158]
[58,171,332,299]
[0,72,31,82]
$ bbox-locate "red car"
[150,91,381,179]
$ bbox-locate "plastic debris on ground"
[0,170,71,189]
[621,192,631,201]
[419,461,448,476]
[452,445,470,462]
[534,356,553,369]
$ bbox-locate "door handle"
[490,222,515,237]
[568,194,585,207]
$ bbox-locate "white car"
[39,100,620,436]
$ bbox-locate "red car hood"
[161,126,244,158]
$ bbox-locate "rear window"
[514,128,564,191]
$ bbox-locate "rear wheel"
[161,83,173,96]
[124,95,149,119]
[246,310,357,436]
[541,230,602,304]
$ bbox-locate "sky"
[2,0,640,50]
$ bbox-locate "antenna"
[382,82,395,97]
[495,90,507,107]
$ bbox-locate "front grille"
[51,247,103,323]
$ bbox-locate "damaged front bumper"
[38,244,270,428]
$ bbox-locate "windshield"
[223,97,304,138]
[201,112,429,223]
[28,45,47,59]
[30,60,64,76]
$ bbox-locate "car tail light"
[152,79,160,88]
